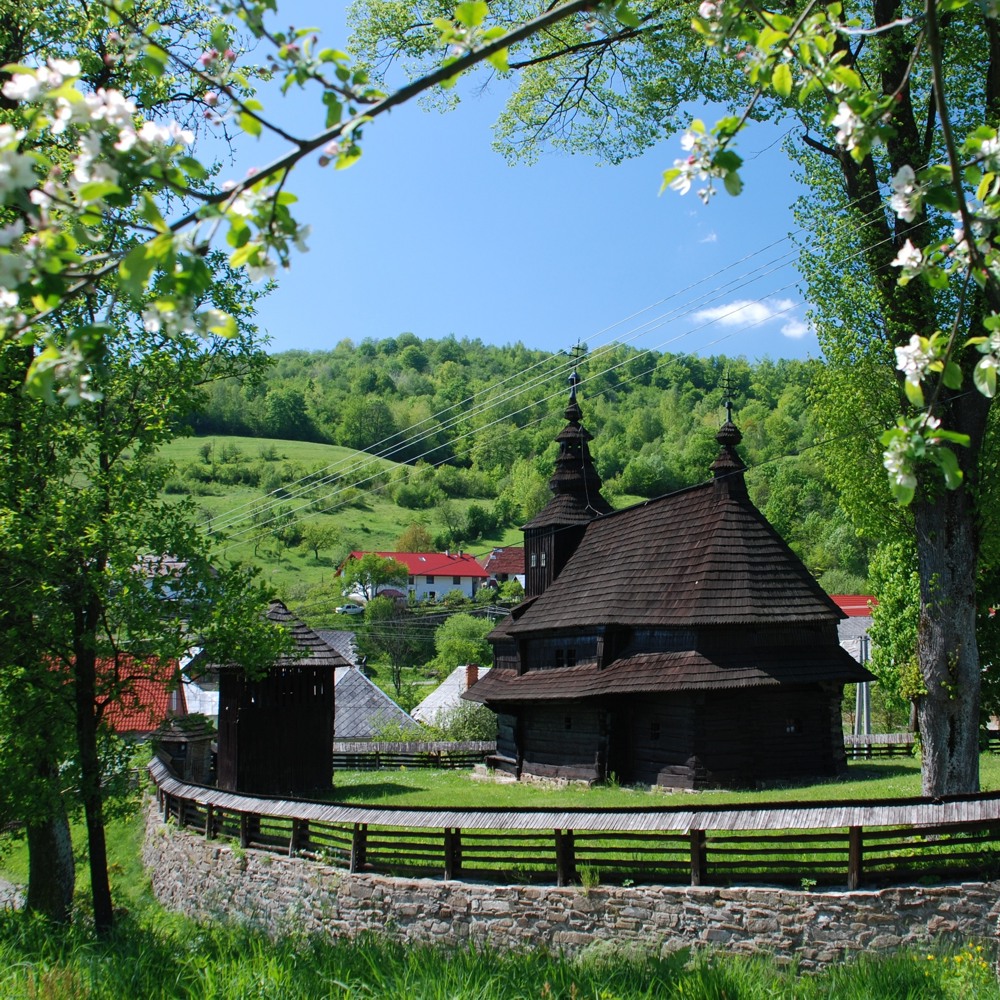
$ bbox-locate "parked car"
[336,603,365,615]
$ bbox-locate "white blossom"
[0,219,25,247]
[0,147,36,196]
[889,165,922,223]
[883,437,917,491]
[890,238,923,272]
[2,74,43,103]
[831,102,864,150]
[895,334,934,386]
[979,135,1000,173]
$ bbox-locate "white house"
[340,550,489,603]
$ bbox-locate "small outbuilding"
[214,600,347,795]
[466,380,872,789]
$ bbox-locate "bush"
[430,701,498,741]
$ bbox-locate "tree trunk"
[914,487,981,796]
[74,644,114,933]
[25,803,74,923]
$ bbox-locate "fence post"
[177,798,186,829]
[204,804,215,840]
[848,826,863,890]
[444,827,462,880]
[555,829,576,887]
[290,819,309,856]
[240,812,251,849]
[161,791,170,823]
[690,829,707,886]
[350,823,368,873]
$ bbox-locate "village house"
[340,550,489,602]
[466,380,872,789]
[479,547,526,589]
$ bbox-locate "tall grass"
[0,914,995,999]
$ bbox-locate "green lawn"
[327,752,1000,808]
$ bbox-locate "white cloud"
[781,318,810,340]
[694,297,797,328]
[699,231,718,244]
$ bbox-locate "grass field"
[156,434,524,610]
[1,794,998,999]
[325,753,1000,808]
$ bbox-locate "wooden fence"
[330,741,494,770]
[148,757,1000,891]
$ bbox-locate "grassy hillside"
[157,434,524,617]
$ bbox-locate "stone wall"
[143,802,1000,969]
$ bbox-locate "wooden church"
[215,600,346,795]
[466,377,872,789]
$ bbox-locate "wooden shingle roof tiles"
[507,481,844,633]
[466,644,870,704]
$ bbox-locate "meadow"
[3,757,1000,998]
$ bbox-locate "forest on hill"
[180,334,871,597]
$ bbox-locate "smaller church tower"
[522,368,613,597]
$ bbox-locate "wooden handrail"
[148,758,1000,890]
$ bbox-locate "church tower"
[522,369,613,597]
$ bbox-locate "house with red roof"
[340,550,489,603]
[99,657,186,738]
[479,547,526,588]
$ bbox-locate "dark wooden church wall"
[694,688,839,788]
[521,703,605,782]
[495,712,518,760]
[525,634,599,671]
[606,696,696,788]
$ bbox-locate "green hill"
[156,434,524,618]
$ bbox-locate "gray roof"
[412,664,491,724]
[316,629,361,667]
[333,667,419,739]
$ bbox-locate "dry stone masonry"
[142,801,1000,969]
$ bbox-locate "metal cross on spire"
[567,341,585,401]
[721,370,735,423]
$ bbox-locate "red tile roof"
[99,657,185,735]
[480,547,525,576]
[346,551,488,578]
[831,594,877,617]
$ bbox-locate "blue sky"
[217,1,818,362]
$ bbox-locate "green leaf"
[614,1,641,27]
[723,170,743,196]
[118,245,156,300]
[974,361,998,398]
[888,479,915,505]
[239,111,262,137]
[486,48,509,72]
[902,379,925,408]
[772,62,792,99]
[933,446,963,490]
[942,361,963,390]
[454,1,487,27]
[77,181,122,203]
[924,185,960,213]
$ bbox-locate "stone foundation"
[142,801,1000,969]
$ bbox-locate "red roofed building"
[341,550,489,603]
[831,594,877,617]
[99,657,185,737]
[480,547,526,588]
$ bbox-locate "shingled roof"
[266,600,351,669]
[467,643,869,703]
[505,479,845,633]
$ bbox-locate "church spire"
[522,360,612,597]
[712,376,747,497]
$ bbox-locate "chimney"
[465,663,479,689]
